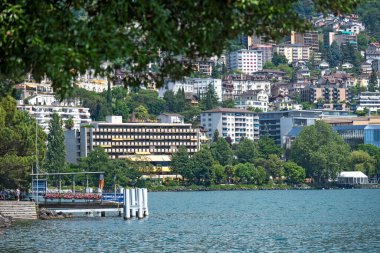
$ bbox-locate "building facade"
[200,108,259,143]
[18,105,91,134]
[357,92,380,112]
[222,74,271,100]
[275,44,311,63]
[259,110,354,145]
[228,49,264,74]
[235,90,269,112]
[159,78,222,101]
[65,116,206,176]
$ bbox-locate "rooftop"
[202,108,256,114]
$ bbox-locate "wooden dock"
[0,201,38,220]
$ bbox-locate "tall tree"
[212,129,220,143]
[163,90,176,112]
[174,88,186,112]
[290,121,350,182]
[190,147,215,185]
[0,96,46,189]
[201,83,219,110]
[284,161,305,185]
[235,138,259,164]
[350,150,376,178]
[257,135,283,159]
[45,113,66,173]
[272,52,288,66]
[368,70,378,92]
[326,41,342,68]
[171,146,191,180]
[134,105,149,121]
[211,137,233,166]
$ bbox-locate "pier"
[42,188,149,220]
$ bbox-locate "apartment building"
[356,92,380,112]
[324,30,357,49]
[300,85,348,104]
[228,49,264,74]
[18,105,91,134]
[258,110,354,145]
[65,115,206,176]
[222,74,271,100]
[250,44,273,65]
[159,77,222,101]
[291,31,320,52]
[200,108,260,143]
[235,90,269,112]
[275,44,311,63]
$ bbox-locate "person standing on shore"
[16,188,20,201]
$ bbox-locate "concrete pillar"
[130,188,136,217]
[143,188,149,216]
[123,189,131,220]
[138,188,143,219]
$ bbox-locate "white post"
[130,188,136,217]
[124,189,131,220]
[143,188,149,216]
[138,188,143,219]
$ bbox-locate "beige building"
[275,44,311,63]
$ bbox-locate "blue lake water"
[1,189,380,252]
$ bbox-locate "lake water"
[1,189,380,252]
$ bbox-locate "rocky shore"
[38,208,73,220]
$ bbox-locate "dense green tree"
[358,144,380,176]
[0,1,360,98]
[134,105,149,121]
[357,32,370,52]
[70,88,109,121]
[174,88,186,112]
[235,138,259,164]
[212,129,220,143]
[190,147,215,185]
[105,159,142,189]
[284,161,305,185]
[171,146,191,180]
[213,163,226,184]
[127,90,165,116]
[290,121,350,182]
[234,163,256,184]
[45,113,66,173]
[64,117,75,130]
[113,99,130,122]
[211,137,233,166]
[163,90,176,112]
[256,155,285,179]
[357,1,380,40]
[0,96,46,189]
[201,83,219,110]
[272,52,288,66]
[326,41,342,68]
[257,135,283,159]
[221,99,235,108]
[368,70,378,92]
[255,166,268,185]
[350,150,376,178]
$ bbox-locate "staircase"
[0,201,38,220]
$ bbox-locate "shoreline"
[146,184,380,192]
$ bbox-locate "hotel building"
[65,115,207,177]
